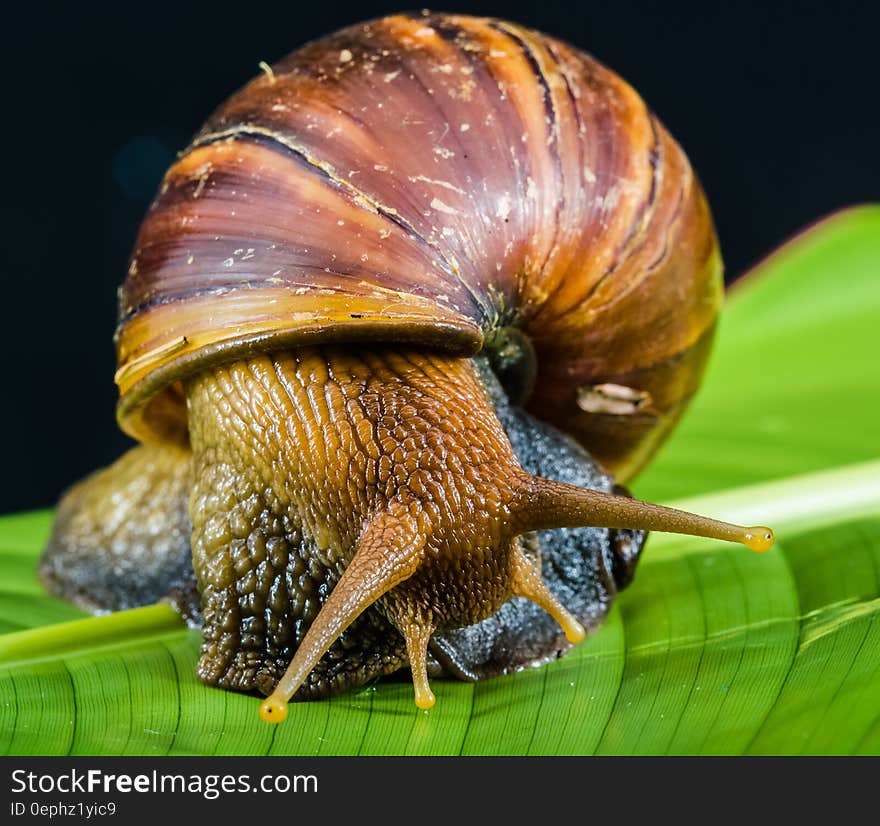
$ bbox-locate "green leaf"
[1,206,879,755]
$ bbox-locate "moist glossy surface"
[116,11,721,479]
[183,348,642,698]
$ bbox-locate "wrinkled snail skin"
[38,445,196,617]
[40,12,774,719]
[185,346,585,700]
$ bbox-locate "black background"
[3,0,878,511]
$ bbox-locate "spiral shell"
[115,11,721,480]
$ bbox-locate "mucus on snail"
[39,12,773,723]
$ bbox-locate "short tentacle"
[510,544,586,644]
[402,621,436,710]
[260,507,427,723]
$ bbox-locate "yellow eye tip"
[744,527,775,553]
[565,619,587,645]
[414,688,436,710]
[259,696,288,723]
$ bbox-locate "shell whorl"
[116,11,721,480]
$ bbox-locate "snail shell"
[41,13,771,720]
[116,11,721,481]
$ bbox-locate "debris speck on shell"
[257,61,276,83]
[430,197,459,215]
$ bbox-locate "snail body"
[40,12,771,720]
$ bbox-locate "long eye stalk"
[259,510,427,723]
[514,474,774,553]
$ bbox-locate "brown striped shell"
[116,11,722,481]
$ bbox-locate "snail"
[39,11,773,723]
